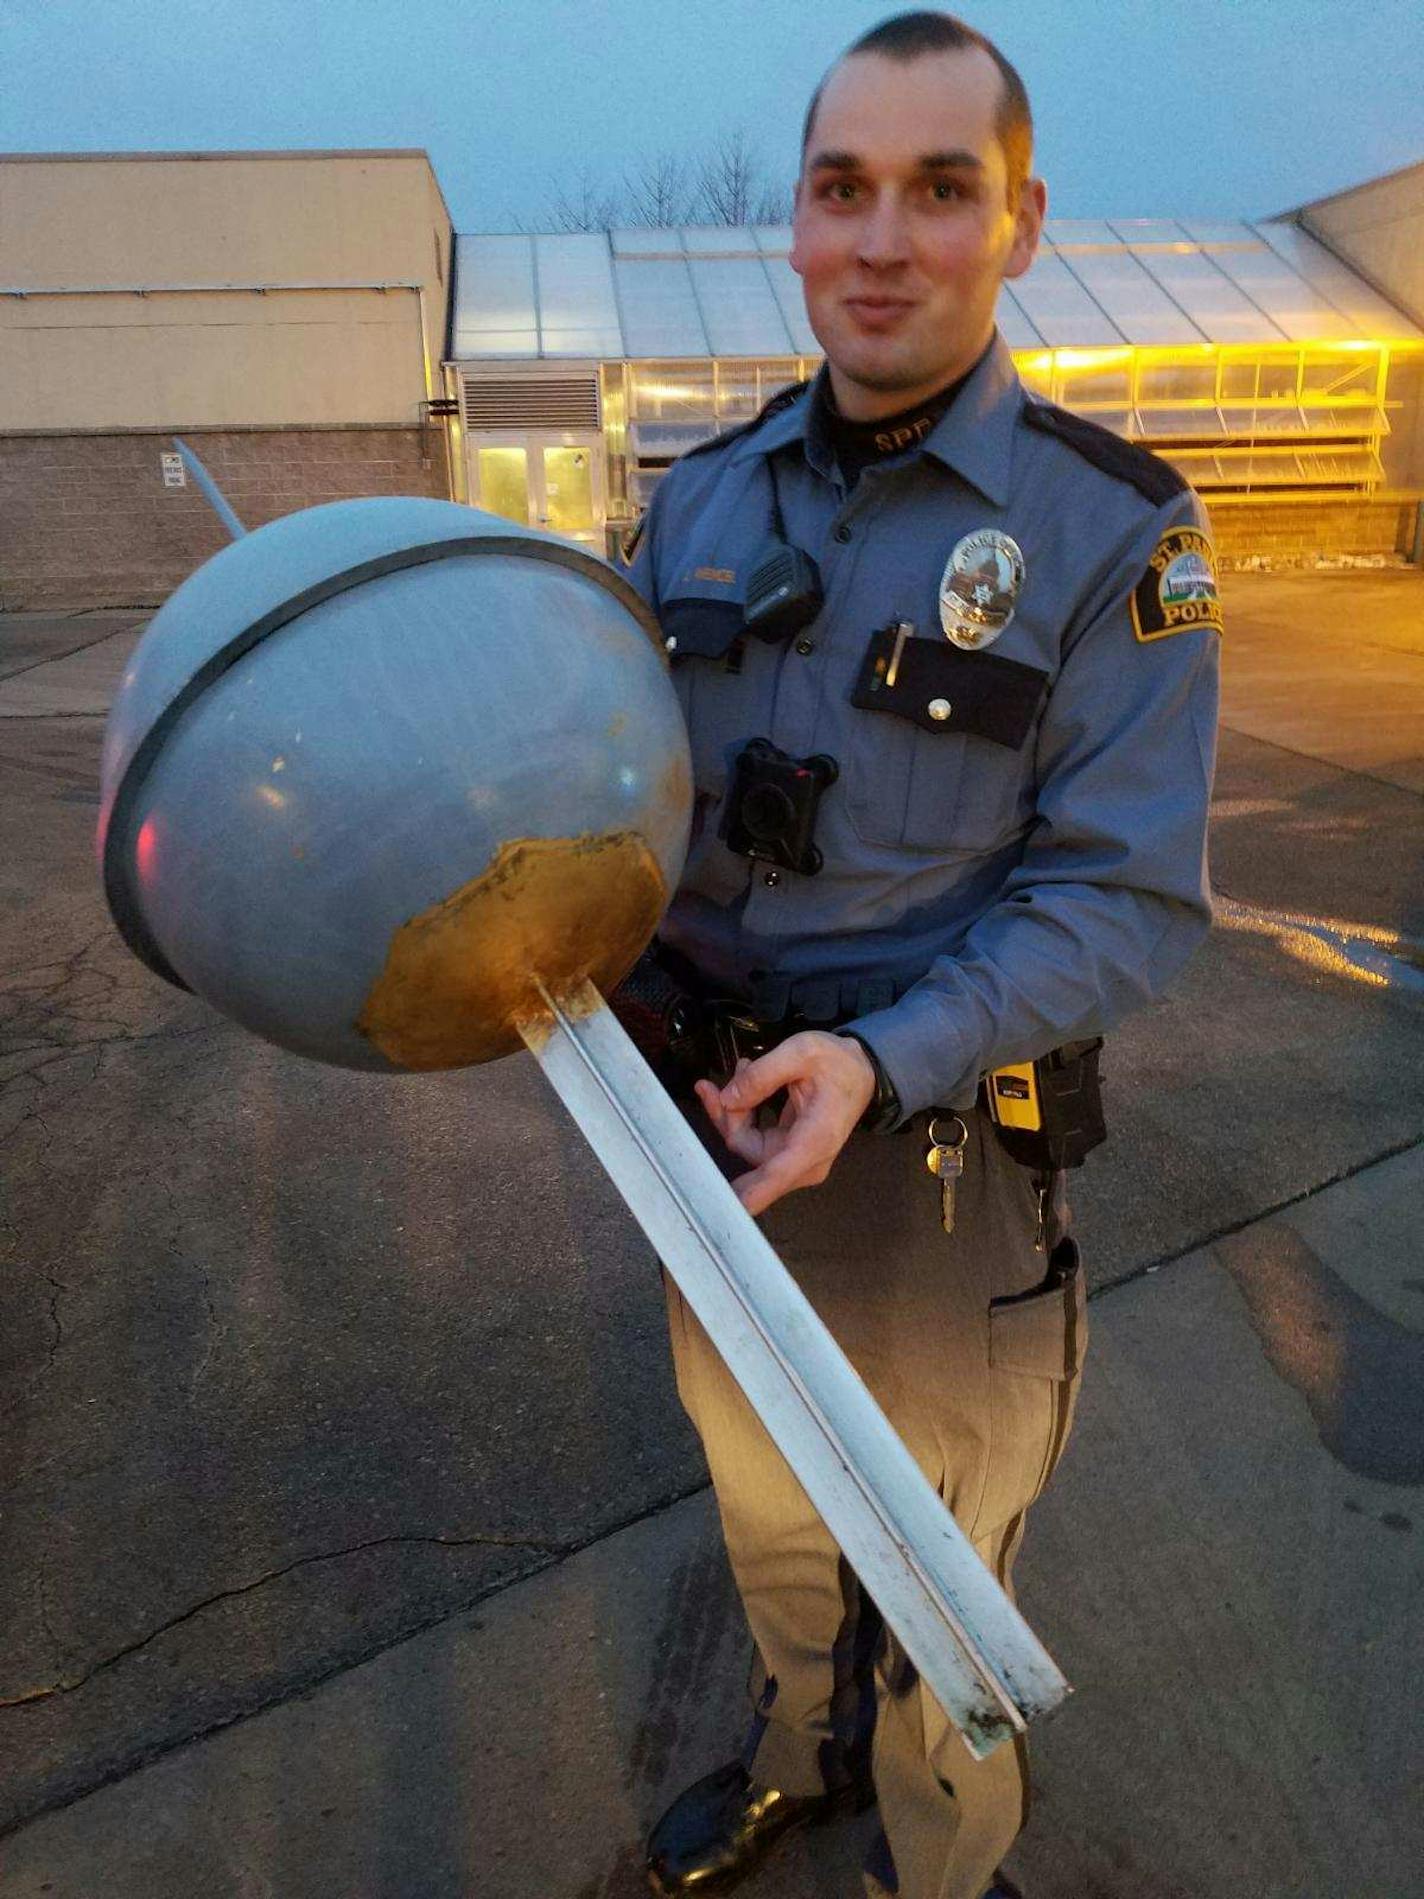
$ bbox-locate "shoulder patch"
[680,379,811,464]
[1023,400,1189,507]
[1131,526,1222,641]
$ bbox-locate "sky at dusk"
[3,0,1422,231]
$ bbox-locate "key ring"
[926,1114,967,1150]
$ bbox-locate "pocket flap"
[989,1240,1086,1379]
[851,629,1048,747]
[662,596,745,661]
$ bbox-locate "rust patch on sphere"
[357,832,665,1069]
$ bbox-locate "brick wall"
[0,426,453,610]
[1209,497,1416,566]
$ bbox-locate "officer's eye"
[927,178,965,203]
[817,178,861,205]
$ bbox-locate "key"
[925,1116,968,1235]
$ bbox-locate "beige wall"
[0,152,452,429]
[1300,162,1424,331]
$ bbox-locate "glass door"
[469,433,606,551]
[474,444,531,525]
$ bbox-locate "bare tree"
[623,152,697,229]
[536,169,622,233]
[692,129,759,225]
[522,136,791,233]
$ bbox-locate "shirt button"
[833,523,853,543]
[794,637,815,655]
[763,869,781,888]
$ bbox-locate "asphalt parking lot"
[1,567,1421,1898]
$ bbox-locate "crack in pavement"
[0,625,143,685]
[0,1527,571,1711]
[1089,1132,1424,1304]
[0,1479,713,1842]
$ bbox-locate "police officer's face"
[790,48,1045,420]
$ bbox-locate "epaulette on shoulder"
[680,379,811,464]
[1023,399,1188,507]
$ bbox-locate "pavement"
[1,569,1421,1898]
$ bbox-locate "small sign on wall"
[160,452,187,489]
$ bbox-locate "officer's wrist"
[837,1031,902,1132]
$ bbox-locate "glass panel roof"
[534,234,623,358]
[1111,224,1285,343]
[681,225,759,254]
[689,255,795,354]
[611,227,681,258]
[1067,247,1204,345]
[452,235,538,356]
[450,224,1420,360]
[1253,223,1424,340]
[1009,252,1119,345]
[994,285,1042,348]
[1041,220,1119,248]
[1109,219,1195,249]
[615,258,708,357]
[762,255,821,354]
[1178,226,1359,343]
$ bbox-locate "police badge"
[939,529,1025,650]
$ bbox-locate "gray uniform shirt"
[627,334,1220,1118]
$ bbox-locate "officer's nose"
[856,193,911,271]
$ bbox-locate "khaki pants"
[663,1105,1086,1899]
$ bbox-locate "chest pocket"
[844,631,1049,853]
[662,596,750,798]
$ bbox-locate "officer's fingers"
[717,1037,818,1113]
[694,1077,767,1164]
[733,1142,827,1216]
[732,1104,844,1214]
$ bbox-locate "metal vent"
[462,376,601,430]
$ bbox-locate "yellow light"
[1213,898,1416,992]
[1054,347,1134,371]
[632,379,714,405]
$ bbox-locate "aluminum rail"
[519,978,1070,1760]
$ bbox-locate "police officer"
[625,13,1220,1898]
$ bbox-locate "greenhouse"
[447,217,1424,562]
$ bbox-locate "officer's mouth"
[843,297,917,332]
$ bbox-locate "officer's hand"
[694,1031,877,1216]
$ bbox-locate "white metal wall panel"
[1063,247,1205,345]
[1010,252,1120,345]
[453,235,538,357]
[1111,222,1285,343]
[763,254,822,354]
[614,257,708,356]
[690,255,796,355]
[534,234,624,356]
[1179,222,1359,342]
[1254,222,1424,340]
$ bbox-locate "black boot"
[646,1758,873,1894]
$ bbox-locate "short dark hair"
[800,10,1034,204]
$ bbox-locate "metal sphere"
[99,498,691,1071]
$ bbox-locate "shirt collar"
[727,330,1021,509]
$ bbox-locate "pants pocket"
[974,1241,1087,1538]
